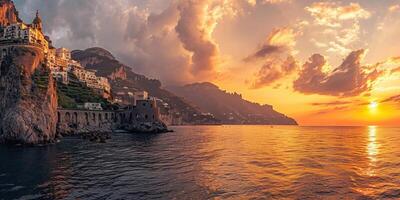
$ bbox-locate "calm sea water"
[1,126,400,200]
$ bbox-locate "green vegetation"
[56,74,112,109]
[32,67,50,90]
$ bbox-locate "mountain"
[71,48,220,125]
[169,82,298,125]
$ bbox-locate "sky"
[14,0,400,126]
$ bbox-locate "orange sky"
[208,0,400,126]
[17,0,400,126]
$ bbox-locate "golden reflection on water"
[367,126,379,175]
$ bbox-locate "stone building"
[0,11,49,58]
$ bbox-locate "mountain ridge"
[169,82,298,125]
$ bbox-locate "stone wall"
[57,99,168,135]
[57,109,116,135]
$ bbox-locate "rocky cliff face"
[0,47,58,144]
[0,0,21,26]
[109,66,127,80]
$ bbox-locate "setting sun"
[369,101,379,110]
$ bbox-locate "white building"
[84,103,103,111]
[52,71,69,84]
[0,11,49,57]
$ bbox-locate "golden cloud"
[246,27,299,88]
[389,4,400,12]
[293,49,383,97]
[305,2,370,27]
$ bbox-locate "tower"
[32,10,42,31]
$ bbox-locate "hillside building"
[84,103,103,111]
[0,11,49,58]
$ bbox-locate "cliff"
[0,0,21,26]
[0,47,58,144]
[169,82,298,125]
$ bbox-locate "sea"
[1,126,400,200]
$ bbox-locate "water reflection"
[366,126,380,176]
[1,126,400,199]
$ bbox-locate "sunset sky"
[15,0,400,126]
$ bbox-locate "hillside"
[169,82,298,125]
[71,48,219,125]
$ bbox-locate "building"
[84,103,103,111]
[46,47,56,69]
[0,10,112,100]
[56,47,71,60]
[0,11,49,58]
[133,91,148,105]
[52,71,69,84]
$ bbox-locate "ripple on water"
[1,126,400,199]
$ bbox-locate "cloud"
[245,0,292,6]
[305,2,370,56]
[16,0,245,85]
[261,0,292,4]
[251,56,298,89]
[314,106,349,115]
[175,0,220,79]
[311,100,352,107]
[389,5,400,12]
[381,94,400,103]
[245,27,299,88]
[392,67,400,74]
[305,2,370,28]
[293,49,383,97]
[244,27,297,62]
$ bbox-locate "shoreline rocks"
[120,121,171,134]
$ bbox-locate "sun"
[368,101,379,111]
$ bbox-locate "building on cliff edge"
[0,9,165,130]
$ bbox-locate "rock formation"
[120,121,170,134]
[0,47,58,144]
